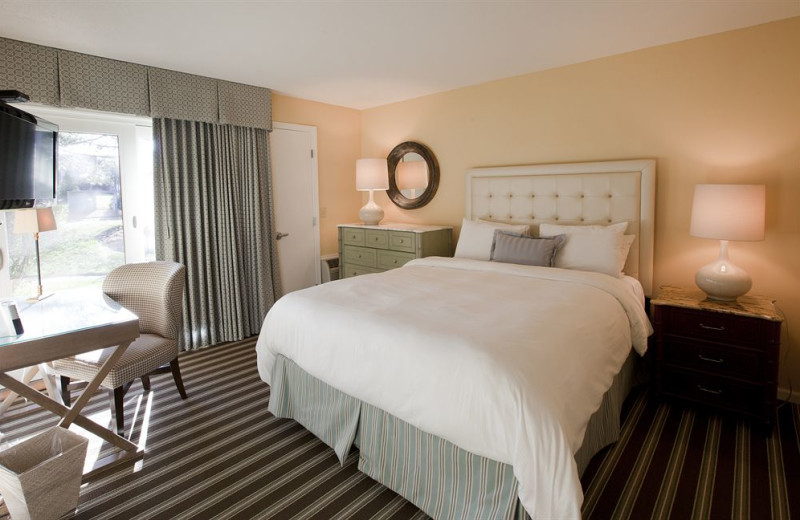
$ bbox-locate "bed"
[256,159,656,519]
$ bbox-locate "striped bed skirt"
[268,353,641,520]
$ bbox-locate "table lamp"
[356,158,389,225]
[396,160,428,198]
[690,184,765,301]
[14,207,58,301]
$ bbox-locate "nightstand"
[338,223,452,279]
[652,286,783,429]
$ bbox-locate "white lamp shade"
[396,161,428,190]
[356,158,389,191]
[14,207,58,234]
[690,184,765,241]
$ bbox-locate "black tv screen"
[0,102,57,209]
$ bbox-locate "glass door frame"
[18,105,154,264]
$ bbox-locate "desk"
[0,289,142,479]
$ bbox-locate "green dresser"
[338,223,452,279]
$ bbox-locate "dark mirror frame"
[387,141,440,210]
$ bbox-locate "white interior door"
[271,123,320,294]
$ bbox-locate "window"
[2,107,155,297]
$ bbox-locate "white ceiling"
[0,1,797,110]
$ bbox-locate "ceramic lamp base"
[695,240,752,301]
[359,190,384,225]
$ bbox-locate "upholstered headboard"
[465,159,656,296]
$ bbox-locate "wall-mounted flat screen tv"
[0,101,58,210]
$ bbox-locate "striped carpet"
[0,338,796,519]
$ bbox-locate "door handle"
[276,232,289,240]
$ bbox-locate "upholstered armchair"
[52,261,188,434]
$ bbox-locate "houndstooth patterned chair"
[52,261,188,434]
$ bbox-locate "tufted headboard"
[466,159,656,296]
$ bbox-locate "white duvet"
[256,257,652,519]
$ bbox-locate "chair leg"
[107,382,131,435]
[170,358,188,399]
[58,376,71,407]
[141,375,151,392]
[108,387,125,434]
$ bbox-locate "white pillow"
[454,219,530,261]
[539,222,633,277]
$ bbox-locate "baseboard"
[778,387,800,404]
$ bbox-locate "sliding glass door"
[3,107,154,297]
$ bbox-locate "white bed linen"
[256,257,652,519]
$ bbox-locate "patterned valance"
[59,51,150,116]
[149,68,219,123]
[0,39,59,105]
[219,80,272,129]
[0,37,271,130]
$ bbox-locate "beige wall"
[360,18,800,392]
[271,93,361,255]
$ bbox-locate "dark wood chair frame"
[58,358,187,434]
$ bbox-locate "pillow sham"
[539,222,633,277]
[454,219,530,261]
[490,230,567,267]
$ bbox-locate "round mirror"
[387,141,439,209]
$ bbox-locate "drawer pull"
[699,323,726,332]
[358,254,362,258]
[698,354,724,364]
[393,259,398,264]
[697,385,723,395]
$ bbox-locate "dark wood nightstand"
[652,286,783,430]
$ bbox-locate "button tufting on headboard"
[465,159,656,296]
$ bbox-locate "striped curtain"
[153,118,281,350]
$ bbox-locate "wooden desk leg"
[59,341,131,428]
[0,372,138,453]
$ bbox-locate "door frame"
[271,122,321,286]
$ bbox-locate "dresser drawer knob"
[697,384,723,395]
[393,259,397,264]
[698,354,724,364]
[699,323,726,332]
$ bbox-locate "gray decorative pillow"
[490,230,567,267]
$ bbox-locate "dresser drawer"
[365,230,389,249]
[342,228,365,246]
[343,245,377,267]
[389,231,415,252]
[664,307,761,346]
[343,264,382,278]
[663,338,762,381]
[377,250,416,270]
[661,367,763,416]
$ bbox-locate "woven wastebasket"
[0,427,88,520]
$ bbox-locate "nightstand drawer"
[343,245,377,267]
[365,230,389,249]
[342,228,365,246]
[661,368,762,415]
[389,231,415,252]
[377,250,415,270]
[665,307,760,346]
[343,264,382,278]
[663,338,761,381]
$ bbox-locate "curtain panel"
[153,118,281,350]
